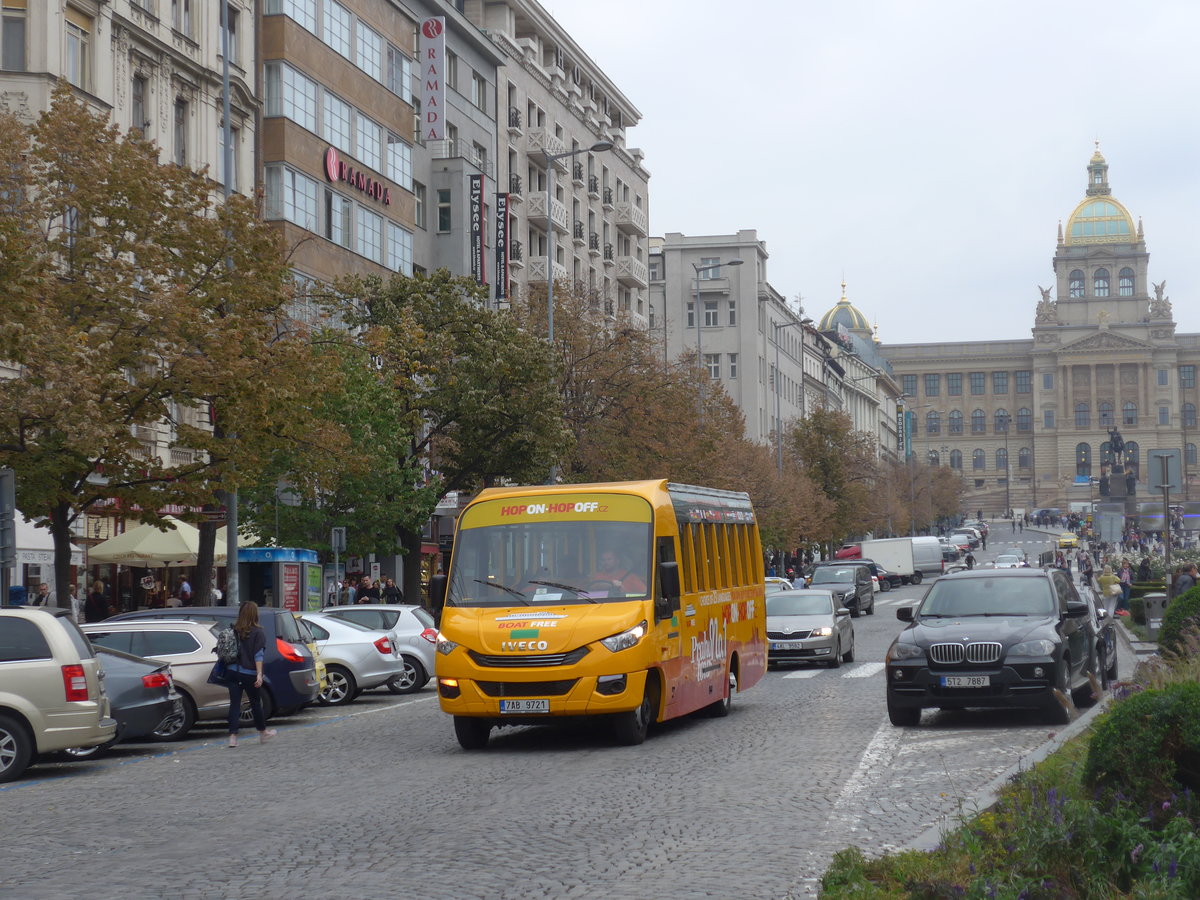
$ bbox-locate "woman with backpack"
[223,602,277,748]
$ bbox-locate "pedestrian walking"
[381,578,403,602]
[1137,557,1151,583]
[225,602,277,748]
[1117,560,1133,613]
[1097,565,1121,612]
[964,550,976,570]
[84,581,109,623]
[1172,563,1197,598]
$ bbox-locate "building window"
[728,354,738,379]
[901,374,917,397]
[927,450,939,466]
[1158,368,1169,387]
[971,409,986,434]
[1075,403,1090,428]
[995,409,1010,433]
[387,45,412,103]
[386,222,413,274]
[1181,365,1196,389]
[1098,401,1113,426]
[925,411,940,435]
[2,0,26,72]
[1185,403,1197,428]
[356,23,383,81]
[173,98,187,166]
[1188,443,1197,466]
[1076,443,1091,477]
[1159,406,1170,426]
[171,0,191,36]
[728,301,736,327]
[413,182,425,229]
[445,51,458,90]
[1069,269,1084,298]
[1044,409,1055,429]
[1018,447,1031,469]
[1043,372,1054,390]
[65,8,91,90]
[323,0,351,58]
[1093,268,1110,297]
[996,448,1008,470]
[355,113,382,173]
[704,353,720,379]
[686,302,695,329]
[322,93,352,154]
[992,371,1009,394]
[703,300,718,327]
[946,372,962,396]
[697,257,719,280]
[924,374,940,397]
[216,125,239,191]
[949,449,962,469]
[269,0,316,34]
[1119,267,1134,296]
[436,189,451,233]
[323,190,351,247]
[1015,370,1031,394]
[1016,407,1032,432]
[1123,402,1137,426]
[132,74,149,136]
[1126,442,1140,477]
[265,63,318,132]
[265,165,318,230]
[969,372,986,395]
[386,134,412,190]
[356,206,382,262]
[949,410,964,434]
[972,449,985,471]
[220,4,239,65]
[471,72,488,112]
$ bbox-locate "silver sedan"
[299,614,408,706]
[766,589,854,669]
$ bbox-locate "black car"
[884,568,1099,726]
[108,607,320,719]
[806,562,875,616]
[1082,585,1119,689]
[60,647,176,759]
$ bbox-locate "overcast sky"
[544,0,1200,345]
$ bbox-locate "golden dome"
[818,281,871,333]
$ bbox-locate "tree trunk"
[195,516,217,604]
[398,525,425,610]
[49,500,74,610]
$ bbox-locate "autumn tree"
[785,408,880,547]
[0,85,327,603]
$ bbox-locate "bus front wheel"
[453,716,492,750]
[613,680,658,746]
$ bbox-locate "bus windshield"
[447,495,653,608]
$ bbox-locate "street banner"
[420,17,446,141]
[469,174,484,284]
[495,193,509,299]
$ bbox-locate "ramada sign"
[324,147,391,206]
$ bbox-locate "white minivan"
[910,536,946,581]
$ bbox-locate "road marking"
[826,717,903,836]
[782,669,823,679]
[845,662,885,678]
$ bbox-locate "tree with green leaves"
[0,85,324,604]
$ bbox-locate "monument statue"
[1108,426,1125,469]
[1038,285,1052,302]
[1153,280,1167,301]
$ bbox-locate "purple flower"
[1162,800,1171,811]
[1169,859,1178,879]
[1131,842,1144,863]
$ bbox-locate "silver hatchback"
[317,604,437,694]
[766,589,855,668]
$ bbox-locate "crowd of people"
[331,575,404,605]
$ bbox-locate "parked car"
[764,577,794,596]
[766,589,854,668]
[82,620,232,740]
[317,604,437,694]
[950,528,981,549]
[939,540,962,563]
[299,614,408,705]
[1081,585,1119,689]
[107,607,320,719]
[806,563,875,616]
[59,647,177,759]
[884,568,1099,727]
[0,607,117,783]
[856,559,899,591]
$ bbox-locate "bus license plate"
[500,699,549,714]
[772,642,804,651]
[941,675,989,688]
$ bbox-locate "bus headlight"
[436,632,459,655]
[600,620,647,653]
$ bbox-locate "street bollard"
[1143,592,1168,642]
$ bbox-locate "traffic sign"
[331,526,346,552]
[1148,449,1182,492]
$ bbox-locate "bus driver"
[590,549,647,595]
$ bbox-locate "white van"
[910,537,945,580]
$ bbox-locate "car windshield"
[810,568,856,584]
[995,556,1020,565]
[447,494,653,607]
[920,577,1055,617]
[767,593,833,616]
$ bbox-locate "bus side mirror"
[658,561,681,617]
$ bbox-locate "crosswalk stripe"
[782,669,822,679]
[845,662,885,678]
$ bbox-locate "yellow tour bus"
[429,480,767,749]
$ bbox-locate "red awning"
[421,543,441,556]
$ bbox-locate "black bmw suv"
[884,568,1099,726]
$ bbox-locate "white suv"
[0,608,117,782]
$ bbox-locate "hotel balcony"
[527,258,569,284]
[615,255,648,288]
[526,193,569,233]
[527,128,566,163]
[614,202,648,237]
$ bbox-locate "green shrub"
[1083,680,1200,809]
[1130,594,1145,624]
[1158,586,1200,654]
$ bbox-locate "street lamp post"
[543,141,612,484]
[691,258,743,417]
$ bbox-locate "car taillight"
[142,673,171,690]
[276,638,305,662]
[62,664,89,702]
[420,627,437,644]
[374,636,393,655]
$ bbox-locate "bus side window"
[679,524,696,595]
